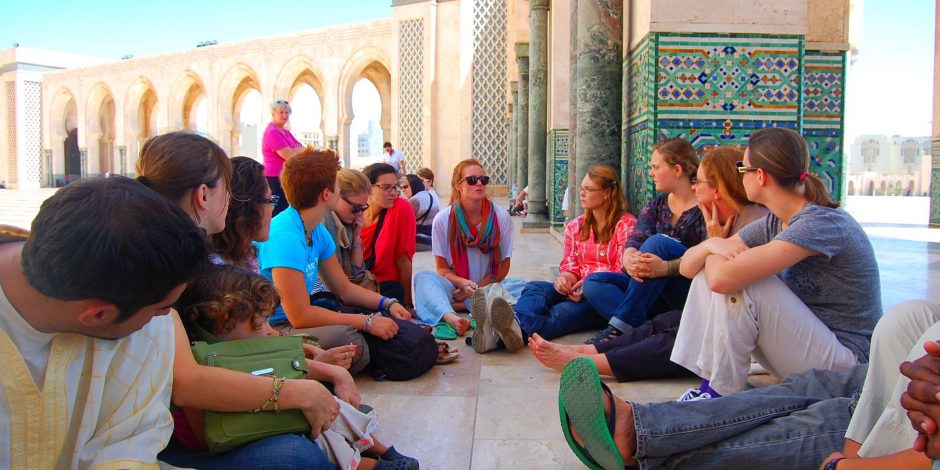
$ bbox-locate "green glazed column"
[568,0,579,218]
[510,82,519,192]
[574,0,622,208]
[524,0,551,229]
[515,43,530,191]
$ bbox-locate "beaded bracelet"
[823,457,845,470]
[252,376,285,413]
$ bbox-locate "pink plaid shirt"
[559,213,637,280]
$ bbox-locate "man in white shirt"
[0,177,209,469]
[383,141,406,175]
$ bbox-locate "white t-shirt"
[431,203,514,283]
[384,149,405,172]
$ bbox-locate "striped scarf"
[448,200,501,280]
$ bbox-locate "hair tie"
[799,172,808,182]
[136,175,150,187]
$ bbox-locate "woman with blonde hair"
[320,168,375,289]
[581,137,707,345]
[671,127,880,400]
[498,164,636,343]
[412,159,525,346]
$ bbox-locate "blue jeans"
[582,234,692,331]
[513,280,607,340]
[630,365,867,469]
[412,270,525,326]
[159,433,333,470]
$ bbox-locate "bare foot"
[530,333,596,355]
[568,387,638,466]
[443,313,471,336]
[531,339,580,371]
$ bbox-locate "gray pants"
[273,323,370,374]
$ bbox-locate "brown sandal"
[436,341,459,364]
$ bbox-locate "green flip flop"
[558,357,627,470]
[433,322,458,340]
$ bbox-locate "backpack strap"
[417,193,433,225]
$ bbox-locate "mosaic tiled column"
[932,143,940,226]
[515,43,529,191]
[510,81,519,190]
[548,130,570,227]
[524,0,550,230]
[574,0,622,211]
[802,51,847,199]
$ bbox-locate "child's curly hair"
[176,264,280,338]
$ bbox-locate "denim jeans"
[630,365,867,470]
[513,280,608,340]
[159,433,333,470]
[582,234,691,331]
[412,270,526,326]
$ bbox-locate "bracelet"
[667,258,682,277]
[823,457,845,470]
[363,314,374,333]
[252,376,285,413]
[384,297,400,313]
[378,295,387,312]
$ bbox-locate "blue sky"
[0,0,933,143]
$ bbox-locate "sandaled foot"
[436,341,459,364]
[559,358,637,468]
[584,325,624,345]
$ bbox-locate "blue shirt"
[256,206,336,325]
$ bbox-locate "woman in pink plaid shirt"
[509,164,636,340]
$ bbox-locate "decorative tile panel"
[548,129,569,226]
[802,51,846,199]
[6,82,16,184]
[471,0,509,184]
[398,18,424,173]
[23,81,42,185]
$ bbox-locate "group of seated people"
[2,123,938,470]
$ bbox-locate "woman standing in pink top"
[262,99,306,215]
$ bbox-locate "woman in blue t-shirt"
[255,148,412,374]
[671,127,881,401]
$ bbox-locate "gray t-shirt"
[737,204,881,362]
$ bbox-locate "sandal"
[436,341,459,364]
[433,322,458,340]
[558,357,628,470]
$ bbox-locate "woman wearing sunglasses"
[319,168,381,291]
[211,156,279,271]
[671,127,881,400]
[361,163,417,308]
[412,158,525,344]
[262,100,305,216]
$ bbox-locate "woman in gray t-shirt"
[672,127,881,400]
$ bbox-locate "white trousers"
[671,273,858,395]
[846,300,940,458]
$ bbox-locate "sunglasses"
[259,195,280,207]
[343,197,369,214]
[735,160,759,174]
[459,175,491,186]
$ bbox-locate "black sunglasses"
[260,195,280,207]
[735,160,759,174]
[343,197,369,214]
[459,175,491,186]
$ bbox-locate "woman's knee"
[639,233,685,258]
[872,300,940,349]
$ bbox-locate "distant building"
[357,133,370,159]
[847,135,932,196]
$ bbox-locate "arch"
[50,87,78,140]
[49,87,80,183]
[85,82,116,175]
[273,56,327,134]
[124,76,158,139]
[168,70,207,131]
[218,63,262,153]
[337,47,392,167]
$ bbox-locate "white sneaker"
[470,288,500,354]
[489,290,524,352]
[676,388,713,402]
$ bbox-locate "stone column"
[568,0,579,217]
[510,81,519,190]
[524,0,551,230]
[515,43,530,191]
[932,0,940,226]
[574,0,622,209]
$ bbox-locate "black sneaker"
[584,325,623,345]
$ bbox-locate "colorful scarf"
[449,199,502,280]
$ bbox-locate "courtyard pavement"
[1,188,938,469]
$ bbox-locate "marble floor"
[1,189,938,469]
